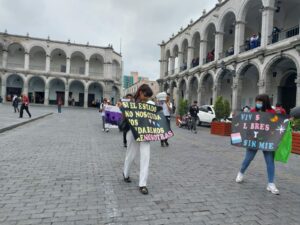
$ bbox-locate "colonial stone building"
[158,0,300,113]
[0,32,122,107]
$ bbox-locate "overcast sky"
[0,0,217,80]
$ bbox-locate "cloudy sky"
[0,0,217,80]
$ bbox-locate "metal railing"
[29,65,46,71]
[240,40,261,53]
[269,26,299,44]
[89,71,104,77]
[50,65,66,73]
[7,63,24,69]
[219,49,234,59]
[70,67,85,75]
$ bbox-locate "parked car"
[197,105,232,125]
[197,105,216,125]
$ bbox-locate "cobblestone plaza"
[0,105,299,225]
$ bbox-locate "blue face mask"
[256,103,263,109]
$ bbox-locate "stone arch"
[111,85,121,105]
[28,76,46,104]
[172,45,179,73]
[50,48,67,73]
[200,72,214,105]
[89,54,104,77]
[271,0,300,44]
[70,51,85,75]
[29,46,46,71]
[5,73,26,101]
[263,54,299,112]
[165,49,171,76]
[68,80,85,107]
[188,75,199,103]
[239,0,263,51]
[218,10,236,58]
[178,78,188,100]
[203,23,216,63]
[215,69,235,106]
[7,43,25,69]
[87,82,104,107]
[191,32,201,68]
[180,39,189,71]
[48,77,66,105]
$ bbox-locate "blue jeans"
[240,149,275,183]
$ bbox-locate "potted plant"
[291,118,300,155]
[211,96,232,136]
[176,99,188,126]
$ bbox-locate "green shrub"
[292,118,300,132]
[214,96,231,121]
[178,99,189,117]
[214,96,224,121]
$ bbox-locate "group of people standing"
[99,87,289,196]
[11,93,32,118]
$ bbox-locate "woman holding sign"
[235,94,280,195]
[123,84,154,195]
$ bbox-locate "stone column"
[175,88,180,115]
[261,7,275,47]
[231,78,241,114]
[64,83,69,107]
[85,60,89,76]
[1,79,6,103]
[44,86,49,106]
[215,31,224,60]
[46,55,50,72]
[212,83,221,105]
[197,85,203,106]
[159,59,166,78]
[234,21,246,54]
[84,87,88,108]
[23,79,29,96]
[187,46,194,69]
[258,79,266,94]
[295,76,300,107]
[199,40,207,65]
[24,52,29,70]
[178,52,183,71]
[2,50,8,68]
[66,57,70,74]
[170,57,175,74]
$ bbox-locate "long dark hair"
[255,94,272,112]
[133,84,153,101]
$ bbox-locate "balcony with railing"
[7,63,24,69]
[70,67,85,75]
[29,64,46,71]
[51,65,66,73]
[240,37,261,53]
[269,26,299,44]
[89,71,104,77]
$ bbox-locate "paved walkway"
[0,107,299,225]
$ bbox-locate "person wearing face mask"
[235,94,280,195]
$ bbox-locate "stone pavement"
[0,104,55,132]
[0,107,299,225]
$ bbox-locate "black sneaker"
[165,141,169,147]
[124,144,127,148]
[139,186,148,195]
[123,174,131,183]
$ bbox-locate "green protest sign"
[122,102,174,142]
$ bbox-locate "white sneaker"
[235,172,244,183]
[267,183,279,195]
[105,129,109,132]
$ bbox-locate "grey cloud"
[0,0,217,80]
